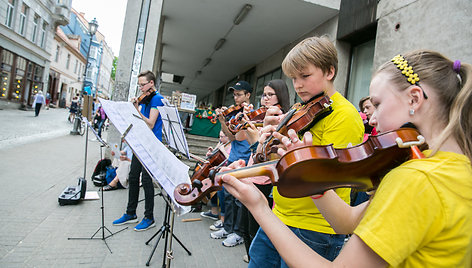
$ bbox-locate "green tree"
[111,56,118,80]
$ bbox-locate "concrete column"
[142,0,163,73]
[107,0,143,153]
[112,0,142,102]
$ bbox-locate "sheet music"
[99,98,191,215]
[157,106,190,157]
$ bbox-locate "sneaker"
[209,220,223,231]
[200,210,219,221]
[222,233,244,247]
[113,214,138,225]
[210,228,228,239]
[243,254,249,263]
[134,217,156,231]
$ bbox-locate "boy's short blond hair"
[282,36,338,81]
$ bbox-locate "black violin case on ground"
[58,177,87,206]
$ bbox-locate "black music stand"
[145,192,191,267]
[67,121,129,253]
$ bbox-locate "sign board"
[180,93,196,111]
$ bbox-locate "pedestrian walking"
[32,91,46,117]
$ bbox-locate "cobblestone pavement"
[0,108,247,267]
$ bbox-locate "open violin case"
[58,177,87,206]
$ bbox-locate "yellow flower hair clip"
[391,55,420,85]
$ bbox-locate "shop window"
[12,76,22,100]
[1,50,14,99]
[5,0,15,28]
[1,72,10,99]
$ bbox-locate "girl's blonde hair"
[282,36,338,81]
[376,50,472,161]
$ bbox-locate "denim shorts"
[248,226,345,267]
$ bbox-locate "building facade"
[94,31,113,99]
[48,25,85,108]
[0,0,71,109]
[60,8,114,99]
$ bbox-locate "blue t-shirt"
[140,92,164,141]
[227,139,251,165]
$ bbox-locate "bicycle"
[72,107,86,136]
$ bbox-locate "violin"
[173,128,427,205]
[189,142,230,183]
[210,104,245,124]
[227,105,282,134]
[136,88,157,104]
[254,94,332,163]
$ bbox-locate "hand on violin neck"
[242,103,253,113]
[243,115,260,145]
[274,129,313,156]
[259,125,277,142]
[219,164,268,212]
[266,105,283,117]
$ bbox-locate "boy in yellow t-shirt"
[248,36,364,266]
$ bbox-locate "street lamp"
[71,18,98,135]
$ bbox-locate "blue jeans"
[97,119,105,137]
[209,189,226,216]
[222,188,242,235]
[248,226,345,267]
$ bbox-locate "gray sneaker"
[222,233,244,247]
[210,228,228,239]
[209,220,223,231]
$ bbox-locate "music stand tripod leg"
[145,197,192,267]
[68,124,131,253]
[145,201,170,266]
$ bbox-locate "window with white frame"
[31,14,39,43]
[40,22,47,48]
[5,0,15,28]
[54,45,60,62]
[18,4,28,35]
[86,67,93,81]
[74,59,78,74]
[66,54,71,69]
[89,45,97,60]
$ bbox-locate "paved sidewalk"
[0,108,72,150]
[0,108,247,267]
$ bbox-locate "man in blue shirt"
[113,70,164,231]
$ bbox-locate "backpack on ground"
[91,158,112,186]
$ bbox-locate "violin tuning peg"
[270,146,279,154]
[191,180,203,191]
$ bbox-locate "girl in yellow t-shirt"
[220,50,472,267]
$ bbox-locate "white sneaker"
[243,254,249,263]
[209,220,223,231]
[210,228,228,239]
[222,233,244,247]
